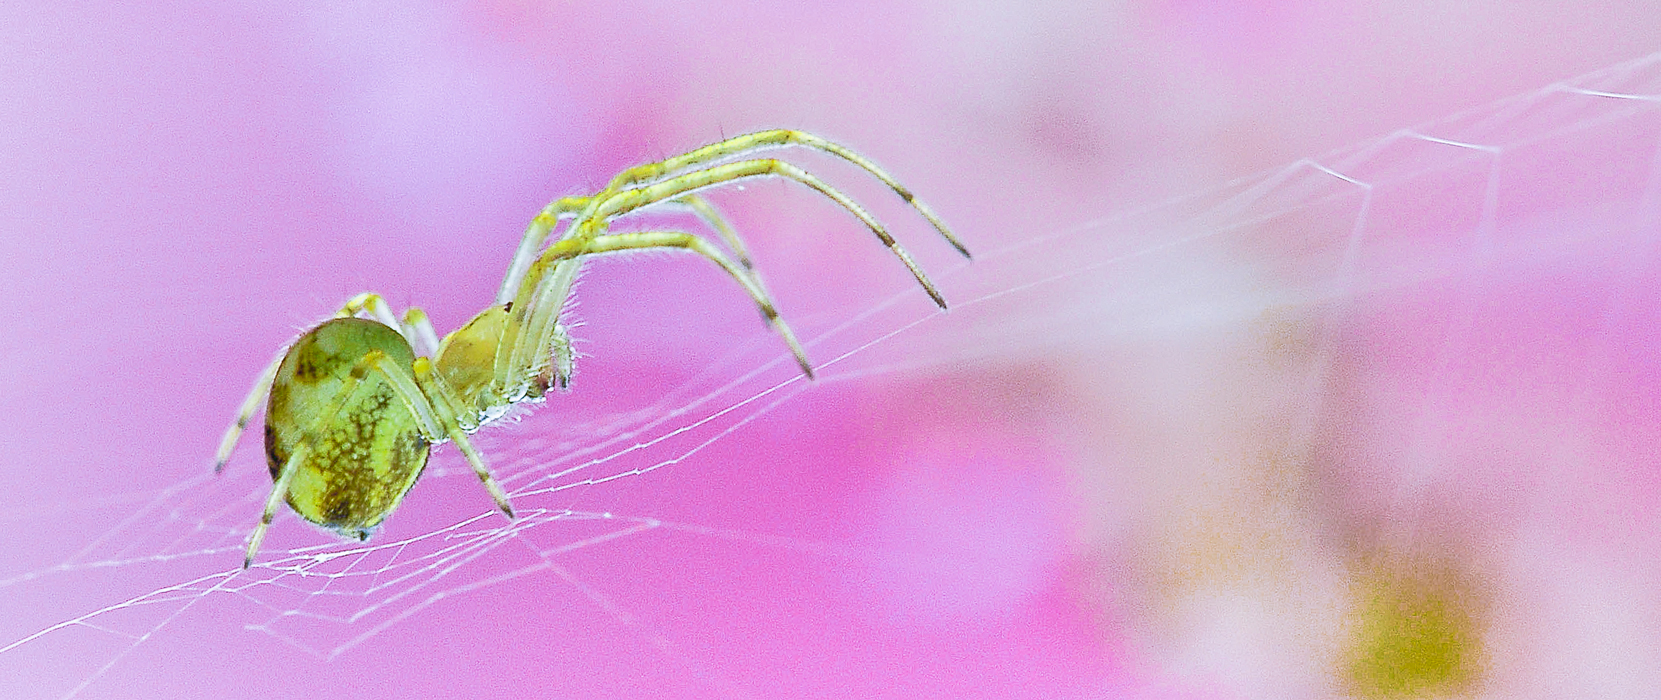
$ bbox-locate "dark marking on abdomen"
[322,492,355,526]
[264,424,286,481]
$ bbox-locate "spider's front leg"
[497,194,755,306]
[586,129,968,258]
[497,196,588,305]
[585,158,950,308]
[501,230,816,393]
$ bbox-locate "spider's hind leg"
[214,350,285,474]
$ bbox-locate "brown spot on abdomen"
[264,423,287,481]
[322,495,354,526]
[292,341,337,383]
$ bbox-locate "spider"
[213,129,969,568]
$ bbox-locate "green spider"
[213,129,969,568]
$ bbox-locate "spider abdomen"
[264,318,431,537]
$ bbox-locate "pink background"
[5,2,1661,698]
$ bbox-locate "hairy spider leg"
[496,194,754,306]
[496,195,587,305]
[491,195,734,392]
[244,350,514,568]
[546,319,575,391]
[584,158,950,309]
[408,357,515,516]
[587,129,970,259]
[667,195,754,269]
[493,195,765,399]
[519,257,583,395]
[493,231,816,404]
[490,193,769,393]
[522,228,775,344]
[401,308,442,357]
[214,349,286,474]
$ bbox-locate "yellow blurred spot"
[1344,564,1484,698]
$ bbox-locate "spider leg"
[213,349,286,474]
[517,210,774,359]
[654,195,754,268]
[548,321,575,391]
[498,257,583,397]
[592,129,969,259]
[492,192,786,395]
[414,363,516,516]
[484,133,963,399]
[496,231,815,402]
[497,196,589,305]
[246,439,307,567]
[580,158,950,309]
[401,308,442,357]
[497,194,754,304]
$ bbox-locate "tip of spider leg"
[925,286,949,311]
[930,227,971,260]
[242,556,253,570]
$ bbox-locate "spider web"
[5,52,1661,698]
